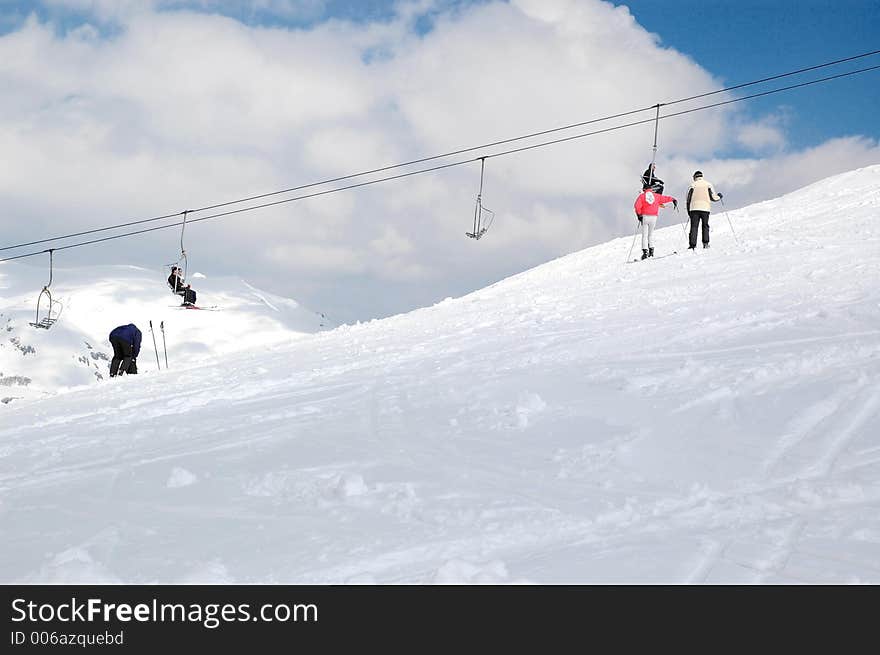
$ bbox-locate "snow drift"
[1,165,879,583]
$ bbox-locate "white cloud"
[691,136,880,208]
[1,0,877,321]
[369,226,414,258]
[304,126,403,175]
[267,242,365,275]
[736,112,788,153]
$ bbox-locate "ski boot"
[703,243,710,249]
[649,247,654,258]
[641,249,649,260]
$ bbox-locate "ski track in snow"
[2,166,880,583]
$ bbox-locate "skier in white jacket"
[686,171,723,249]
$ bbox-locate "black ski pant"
[689,210,710,248]
[109,336,137,377]
[178,288,197,304]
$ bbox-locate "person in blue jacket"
[108,324,142,377]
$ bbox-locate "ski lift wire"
[1,60,879,263]
[1,48,879,255]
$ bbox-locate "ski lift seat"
[466,203,494,240]
[29,258,62,330]
[166,262,188,297]
[29,316,57,329]
[466,158,496,240]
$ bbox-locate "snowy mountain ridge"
[0,265,332,406]
[1,164,879,584]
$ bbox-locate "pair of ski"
[168,304,220,311]
[628,250,678,264]
[149,320,168,370]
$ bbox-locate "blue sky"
[0,0,481,34]
[617,0,880,153]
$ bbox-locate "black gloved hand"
[672,199,678,209]
[717,192,723,199]
[636,215,642,224]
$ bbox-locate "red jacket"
[634,190,676,217]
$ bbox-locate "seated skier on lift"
[168,266,197,306]
[641,163,664,194]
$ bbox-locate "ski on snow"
[627,250,678,264]
[169,305,221,311]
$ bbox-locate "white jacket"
[687,178,721,213]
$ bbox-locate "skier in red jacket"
[634,184,677,260]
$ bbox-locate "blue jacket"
[109,324,142,357]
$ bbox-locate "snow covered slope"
[0,265,331,406]
[1,165,879,583]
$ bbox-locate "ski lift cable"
[0,106,660,255]
[667,47,880,106]
[1,48,879,255]
[0,210,185,254]
[1,158,481,260]
[473,63,880,161]
[2,61,880,263]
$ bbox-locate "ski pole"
[161,320,168,369]
[676,205,689,251]
[721,199,740,245]
[625,220,640,263]
[149,320,161,370]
